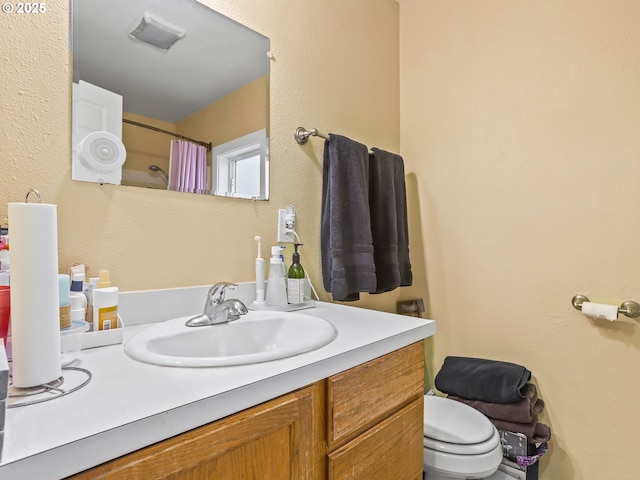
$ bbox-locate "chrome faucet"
[185,282,248,327]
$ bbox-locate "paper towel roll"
[581,302,618,321]
[8,202,61,388]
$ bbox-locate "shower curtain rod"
[123,118,212,152]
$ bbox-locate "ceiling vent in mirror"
[129,13,186,51]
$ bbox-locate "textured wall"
[0,0,422,314]
[400,1,640,478]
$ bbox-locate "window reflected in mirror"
[212,129,268,199]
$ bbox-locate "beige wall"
[401,0,640,478]
[178,74,269,148]
[0,0,412,301]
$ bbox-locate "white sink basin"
[124,310,337,367]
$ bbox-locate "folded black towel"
[321,134,377,301]
[449,384,544,423]
[491,419,552,444]
[435,356,532,404]
[369,148,413,293]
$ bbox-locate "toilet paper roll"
[8,202,61,388]
[581,302,618,321]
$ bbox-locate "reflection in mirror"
[212,128,269,199]
[71,0,270,199]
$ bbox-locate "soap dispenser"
[287,243,305,304]
[265,246,288,306]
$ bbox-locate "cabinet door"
[327,397,424,480]
[327,341,424,448]
[69,384,321,480]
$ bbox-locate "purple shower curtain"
[168,140,207,193]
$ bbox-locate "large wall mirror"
[71,0,270,200]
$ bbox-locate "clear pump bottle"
[265,246,288,306]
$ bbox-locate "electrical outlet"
[277,208,295,242]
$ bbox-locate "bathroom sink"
[124,310,337,367]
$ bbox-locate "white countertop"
[0,285,435,479]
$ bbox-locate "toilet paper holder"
[571,294,640,319]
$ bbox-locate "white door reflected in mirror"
[72,81,126,185]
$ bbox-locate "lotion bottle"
[92,270,119,331]
[265,246,287,306]
[84,276,99,329]
[69,272,87,323]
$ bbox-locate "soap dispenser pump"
[265,246,288,307]
[287,243,305,304]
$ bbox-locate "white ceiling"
[72,0,270,123]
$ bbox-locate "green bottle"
[287,243,305,304]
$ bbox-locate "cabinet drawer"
[327,341,424,446]
[327,397,424,480]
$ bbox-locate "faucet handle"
[217,298,248,323]
[208,282,237,304]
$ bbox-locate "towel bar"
[571,294,640,318]
[294,127,329,144]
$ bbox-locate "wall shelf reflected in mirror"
[71,0,270,200]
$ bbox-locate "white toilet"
[423,395,503,480]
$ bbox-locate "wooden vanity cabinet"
[326,341,425,480]
[69,382,324,480]
[327,398,423,480]
[69,341,424,480]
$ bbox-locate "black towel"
[369,148,413,292]
[491,419,552,443]
[321,134,377,301]
[449,384,544,423]
[435,356,532,404]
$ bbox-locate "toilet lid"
[423,396,495,445]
